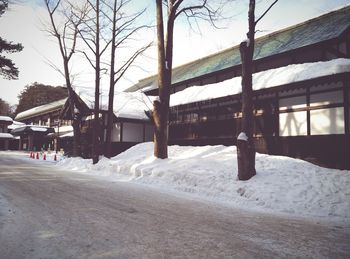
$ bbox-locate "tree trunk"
[92,0,100,164]
[63,59,80,157]
[106,0,118,159]
[237,0,256,180]
[154,0,170,159]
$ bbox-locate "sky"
[0,0,349,106]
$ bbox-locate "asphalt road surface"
[0,153,349,258]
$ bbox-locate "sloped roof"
[170,58,350,107]
[11,125,55,136]
[15,98,67,121]
[0,116,13,124]
[0,133,14,139]
[126,5,350,92]
[74,88,154,120]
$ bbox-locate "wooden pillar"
[274,92,279,137]
[343,79,349,135]
[306,87,311,136]
[120,122,123,142]
[143,123,146,142]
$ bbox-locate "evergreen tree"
[0,0,23,79]
[0,98,12,116]
[15,82,67,115]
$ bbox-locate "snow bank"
[170,58,350,106]
[57,143,350,222]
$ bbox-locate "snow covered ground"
[55,143,350,224]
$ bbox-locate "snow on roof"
[0,116,13,123]
[126,6,350,93]
[8,121,25,130]
[170,58,350,107]
[0,133,14,139]
[11,125,54,135]
[75,89,154,120]
[15,98,67,121]
[31,126,49,132]
[60,131,73,138]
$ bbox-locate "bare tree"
[77,0,112,164]
[105,0,151,158]
[44,0,88,157]
[154,0,222,159]
[237,0,278,180]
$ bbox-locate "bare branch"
[114,42,152,84]
[255,0,278,25]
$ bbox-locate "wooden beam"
[344,80,349,135]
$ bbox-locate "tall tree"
[105,0,151,158]
[15,82,67,114]
[44,0,88,157]
[0,98,13,116]
[0,0,23,79]
[77,0,108,164]
[154,0,221,159]
[237,0,278,180]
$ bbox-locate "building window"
[279,96,307,111]
[310,107,344,135]
[122,122,143,142]
[310,90,343,107]
[279,111,307,136]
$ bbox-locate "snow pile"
[76,89,154,120]
[57,143,350,222]
[170,58,350,106]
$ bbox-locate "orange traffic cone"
[54,154,57,161]
[36,153,39,159]
[43,154,46,160]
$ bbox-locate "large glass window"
[279,111,307,136]
[310,107,344,135]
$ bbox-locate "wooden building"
[13,90,154,157]
[14,98,69,151]
[60,90,154,157]
[125,6,350,169]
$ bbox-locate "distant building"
[0,116,14,150]
[13,90,154,157]
[14,99,67,151]
[125,6,350,169]
[59,90,154,157]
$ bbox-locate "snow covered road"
[0,154,349,258]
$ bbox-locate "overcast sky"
[0,0,349,106]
